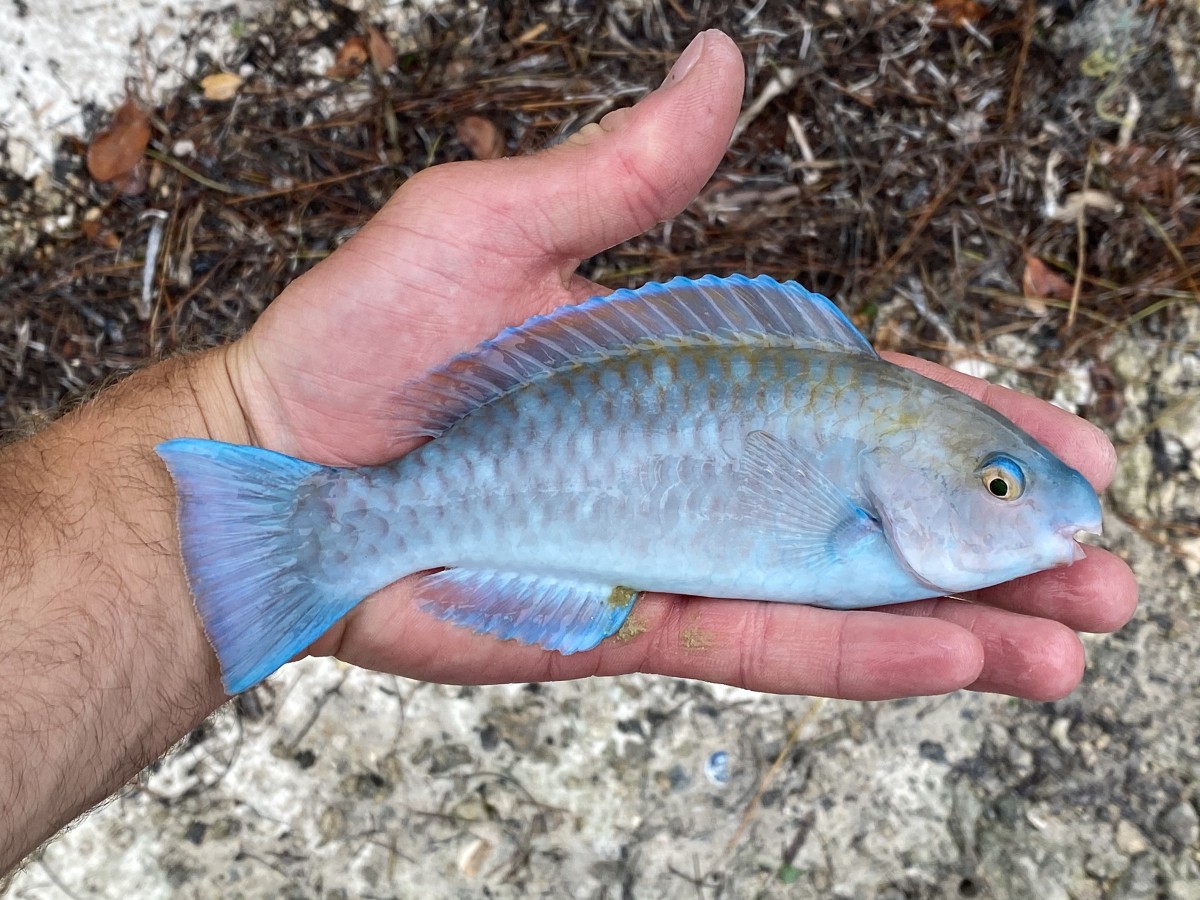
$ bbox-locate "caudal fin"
[156,438,356,694]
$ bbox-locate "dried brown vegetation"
[1,0,1196,434]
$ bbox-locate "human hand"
[218,30,1136,701]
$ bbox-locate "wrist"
[0,347,247,871]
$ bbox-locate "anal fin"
[417,569,640,654]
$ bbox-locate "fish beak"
[1057,518,1101,565]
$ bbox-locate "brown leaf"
[367,26,396,71]
[112,160,148,196]
[81,219,120,250]
[326,36,369,79]
[932,0,986,27]
[1022,254,1073,306]
[86,99,151,184]
[200,72,243,101]
[456,116,505,160]
[1106,143,1177,200]
[1088,362,1125,426]
[514,22,548,44]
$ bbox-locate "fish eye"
[980,455,1026,501]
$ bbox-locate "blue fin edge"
[156,438,358,694]
[417,569,639,654]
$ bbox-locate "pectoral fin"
[736,431,880,566]
[416,569,639,654]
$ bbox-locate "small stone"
[1168,876,1200,900]
[668,764,690,791]
[453,797,487,822]
[1085,843,1127,879]
[293,748,317,769]
[951,779,983,853]
[318,806,346,843]
[1078,741,1099,769]
[919,740,947,763]
[1049,717,1073,752]
[1115,819,1149,855]
[428,742,474,774]
[1160,801,1200,847]
[478,723,499,751]
[1007,744,1034,771]
[1113,854,1158,900]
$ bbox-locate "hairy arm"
[0,350,244,872]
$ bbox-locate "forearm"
[0,349,248,872]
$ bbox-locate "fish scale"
[157,274,1102,693]
[332,347,974,604]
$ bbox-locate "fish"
[156,275,1103,694]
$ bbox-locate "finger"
[476,29,745,266]
[965,545,1138,633]
[241,31,745,463]
[348,28,743,303]
[883,598,1087,701]
[328,584,987,701]
[882,352,1117,490]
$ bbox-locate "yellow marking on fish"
[607,585,638,609]
[680,625,714,650]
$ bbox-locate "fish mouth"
[1057,518,1101,565]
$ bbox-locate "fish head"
[863,431,1102,595]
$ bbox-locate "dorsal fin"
[397,274,875,440]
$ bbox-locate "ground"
[1,0,1198,897]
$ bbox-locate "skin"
[0,29,1137,873]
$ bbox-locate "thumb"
[527,28,745,261]
[406,30,744,268]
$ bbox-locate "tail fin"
[156,438,355,694]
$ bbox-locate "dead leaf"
[200,72,243,101]
[327,36,369,79]
[1088,362,1125,425]
[1105,143,1177,200]
[515,22,548,44]
[932,0,986,27]
[1049,190,1120,222]
[1022,254,1073,313]
[457,836,492,878]
[86,98,151,185]
[81,219,120,250]
[456,116,505,160]
[114,161,148,196]
[367,26,396,71]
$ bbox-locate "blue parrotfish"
[157,275,1102,694]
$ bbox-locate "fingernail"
[660,31,706,89]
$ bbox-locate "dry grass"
[1,0,1197,433]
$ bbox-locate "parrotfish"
[157,275,1102,694]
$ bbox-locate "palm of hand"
[222,31,1135,701]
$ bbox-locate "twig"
[861,155,973,302]
[228,164,392,205]
[1005,0,1036,127]
[724,699,825,858]
[283,669,351,751]
[1138,203,1200,301]
[144,146,237,193]
[1067,153,1093,331]
[730,66,799,146]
